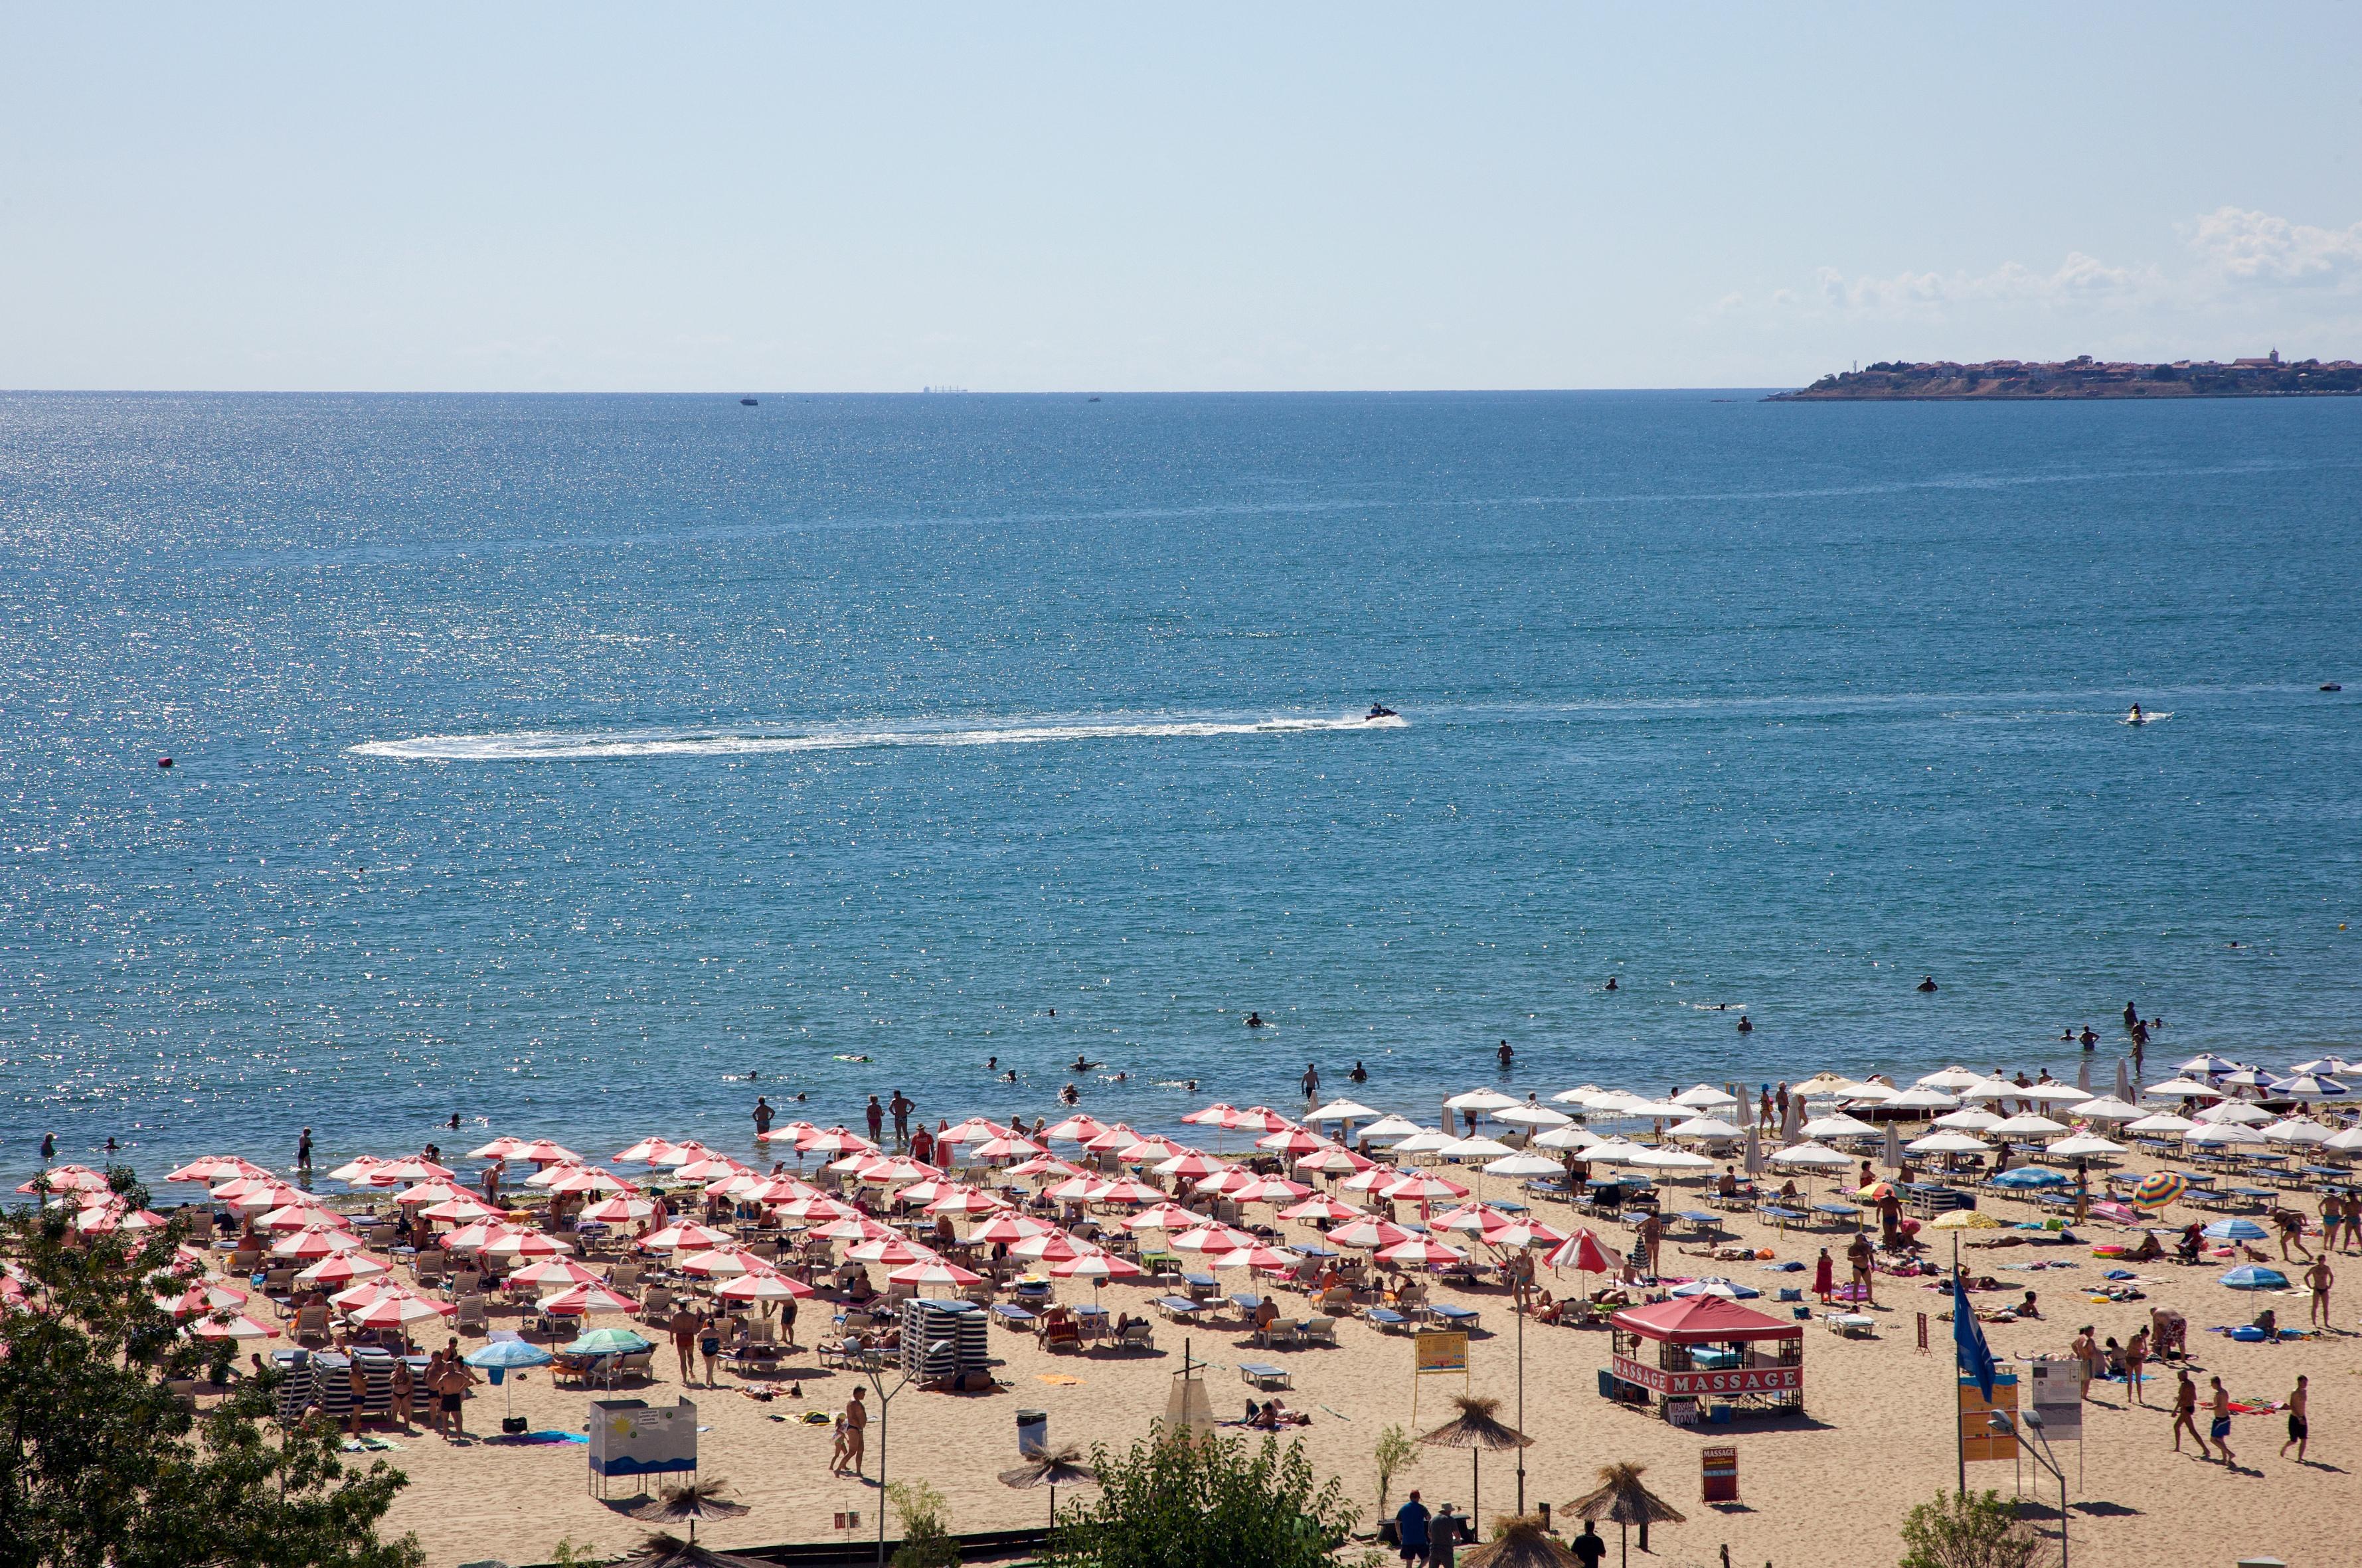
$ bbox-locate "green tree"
[1372,1424,1419,1520]
[1046,1427,1357,1568]
[0,1188,423,1568]
[1897,1488,2052,1568]
[888,1478,960,1568]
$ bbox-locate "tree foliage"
[1046,1426,1357,1568]
[888,1478,959,1568]
[1373,1423,1418,1518]
[1897,1489,2053,1568]
[0,1185,423,1568]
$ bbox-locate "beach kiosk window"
[1604,1294,1804,1421]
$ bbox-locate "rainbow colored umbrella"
[2130,1172,2187,1210]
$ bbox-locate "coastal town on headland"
[1774,348,2362,400]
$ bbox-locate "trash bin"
[1017,1409,1049,1457]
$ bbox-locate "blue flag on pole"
[1953,1271,1996,1400]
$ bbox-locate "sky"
[3,4,2359,392]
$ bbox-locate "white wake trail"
[353,712,1408,762]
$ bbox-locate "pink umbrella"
[1080,1124,1141,1153]
[1006,1231,1088,1263]
[580,1196,656,1225]
[1326,1217,1416,1250]
[507,1257,606,1289]
[1488,1219,1570,1250]
[1379,1173,1470,1204]
[1543,1229,1613,1275]
[637,1221,731,1252]
[651,1140,718,1168]
[80,1205,169,1235]
[1295,1145,1375,1175]
[418,1197,502,1225]
[845,1236,936,1265]
[971,1134,1045,1160]
[1207,1245,1302,1273]
[193,1312,275,1340]
[888,1259,984,1291]
[1192,1169,1259,1198]
[933,1117,1008,1146]
[612,1137,679,1164]
[810,1214,894,1243]
[1338,1166,1402,1194]
[372,1157,457,1184]
[270,1226,363,1259]
[1151,1151,1232,1179]
[855,1156,942,1186]
[392,1180,471,1207]
[1230,1176,1312,1204]
[677,1246,762,1277]
[1121,1202,1207,1232]
[1041,1114,1113,1143]
[751,1176,820,1204]
[1082,1178,1163,1206]
[1430,1203,1512,1238]
[1254,1129,1326,1157]
[329,1280,402,1311]
[348,1293,457,1328]
[1115,1137,1185,1164]
[1170,1223,1258,1254]
[157,1282,250,1316]
[467,1136,531,1160]
[166,1155,264,1184]
[1051,1252,1143,1280]
[755,1120,817,1146]
[1228,1107,1296,1135]
[1377,1237,1468,1267]
[537,1166,635,1195]
[209,1176,296,1204]
[966,1212,1053,1244]
[796,1127,877,1156]
[673,1156,750,1182]
[1006,1154,1084,1180]
[717,1271,813,1302]
[536,1283,638,1315]
[513,1139,582,1165]
[1278,1195,1365,1224]
[294,1253,390,1287]
[1179,1103,1242,1129]
[481,1231,574,1261]
[1043,1176,1100,1203]
[17,1164,112,1194]
[924,1185,1009,1215]
[325,1156,388,1184]
[441,1220,520,1252]
[774,1195,862,1225]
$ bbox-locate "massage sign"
[1602,1295,1807,1415]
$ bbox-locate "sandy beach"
[139,1104,2349,1568]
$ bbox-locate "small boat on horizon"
[739,397,759,406]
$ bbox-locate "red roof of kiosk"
[1611,1294,1799,1344]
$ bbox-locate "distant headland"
[1771,349,2362,400]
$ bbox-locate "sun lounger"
[1238,1361,1293,1389]
[1300,1316,1339,1347]
[1116,1321,1154,1352]
[1365,1307,1412,1334]
[1426,1303,1479,1332]
[989,1303,1037,1331]
[1823,1312,1876,1338]
[1153,1296,1207,1323]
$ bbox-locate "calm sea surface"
[4,390,2359,1186]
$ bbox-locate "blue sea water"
[3,390,2359,1185]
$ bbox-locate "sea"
[4,390,2359,1188]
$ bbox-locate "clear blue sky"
[4,4,2358,391]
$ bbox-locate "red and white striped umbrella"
[1489,1219,1571,1250]
[1228,1107,1297,1135]
[372,1157,457,1184]
[481,1231,574,1260]
[1179,1103,1241,1129]
[705,1173,766,1200]
[854,1156,943,1186]
[392,1180,472,1207]
[1041,1114,1113,1143]
[673,1156,750,1182]
[513,1139,582,1165]
[1170,1223,1258,1254]
[1207,1245,1302,1273]
[535,1283,637,1315]
[1230,1176,1312,1205]
[1005,1154,1083,1180]
[1430,1203,1513,1237]
[440,1220,521,1252]
[329,1280,402,1311]
[923,1185,1009,1215]
[1191,1169,1258,1198]
[717,1271,813,1302]
[156,1281,251,1316]
[531,1164,634,1194]
[755,1121,816,1146]
[751,1177,821,1205]
[1377,1237,1468,1267]
[270,1225,364,1259]
[506,1257,606,1289]
[1115,1137,1185,1164]
[193,1312,276,1340]
[1051,1253,1143,1280]
[1043,1176,1100,1203]
[347,1293,457,1328]
[1005,1231,1088,1263]
[1278,1195,1366,1224]
[796,1127,877,1156]
[294,1253,390,1287]
[1294,1145,1375,1175]
[1121,1202,1206,1232]
[887,1258,983,1289]
[1379,1173,1470,1204]
[467,1136,531,1160]
[1151,1151,1232,1179]
[651,1140,718,1168]
[676,1246,762,1277]
[966,1212,1053,1243]
[17,1164,112,1194]
[80,1205,170,1235]
[1543,1229,1613,1275]
[844,1235,937,1265]
[774,1196,862,1225]
[419,1197,502,1225]
[1254,1129,1327,1157]
[932,1117,1009,1146]
[1081,1178,1163,1206]
[637,1221,731,1253]
[1325,1217,1416,1250]
[971,1134,1045,1160]
[209,1176,299,1206]
[1338,1166,1401,1193]
[579,1196,655,1225]
[612,1137,680,1165]
[166,1156,264,1184]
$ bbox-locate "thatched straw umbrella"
[608,1530,775,1568]
[1564,1462,1685,1568]
[1415,1394,1533,1529]
[997,1444,1100,1526]
[1460,1514,1580,1568]
[623,1478,752,1547]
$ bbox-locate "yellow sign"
[1414,1331,1468,1376]
[1958,1373,2019,1462]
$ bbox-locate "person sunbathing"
[2126,1231,2163,1263]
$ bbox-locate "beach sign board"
[1701,1445,1738,1504]
[1414,1331,1470,1377]
[1957,1372,2018,1462]
[1610,1354,1801,1399]
[589,1395,697,1489]
[2023,1356,2082,1443]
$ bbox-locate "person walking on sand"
[2306,1256,2334,1327]
[1813,1246,1835,1304]
[2171,1370,2201,1452]
[699,1311,725,1387]
[2274,1207,2312,1262]
[1393,1490,1431,1567]
[2072,1162,2089,1225]
[1846,1231,1875,1306]
[2071,1326,2098,1399]
[828,1407,850,1474]
[841,1386,869,1476]
[670,1303,701,1384]
[2209,1375,2236,1464]
[2280,1375,2310,1462]
[438,1354,477,1440]
[2124,1325,2149,1405]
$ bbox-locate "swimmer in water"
[1070,1056,1100,1072]
[1604,976,1618,990]
[1002,1070,1019,1083]
[1736,1014,1754,1034]
[1497,1040,1513,1071]
[986,1056,997,1071]
[1348,1060,1368,1083]
[1059,1082,1080,1105]
[2128,703,2144,724]
[1112,1071,1128,1082]
[1244,1012,1264,1028]
[1917,976,1938,992]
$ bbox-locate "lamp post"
[1989,1410,2067,1568]
[1514,1260,1527,1515]
[862,1356,919,1567]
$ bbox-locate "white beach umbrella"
[2321,1126,2362,1153]
[2018,1083,2092,1104]
[1955,1077,2023,1103]
[1581,1138,1648,1165]
[1907,1131,1994,1155]
[1669,1117,1744,1140]
[2262,1118,2334,1146]
[1790,1073,1853,1099]
[1482,1153,1565,1178]
[1984,1113,2069,1137]
[1914,1067,1986,1091]
[1800,1113,1879,1140]
[2195,1101,2273,1126]
[1831,1081,1896,1102]
[1581,1091,1649,1115]
[1881,1087,1961,1113]
[2123,1112,2199,1135]
[1549,1085,1610,1107]
[1306,1099,1381,1125]
[1768,1142,1853,1169]
[1391,1130,1459,1155]
[1932,1108,2005,1131]
[1620,1100,1692,1121]
[1445,1089,1519,1113]
[1671,1084,1740,1109]
[2143,1078,2226,1101]
[1628,1145,1714,1170]
[1491,1105,1573,1129]
[2185,1123,2271,1148]
[1357,1115,1426,1142]
[1532,1125,1601,1151]
[2046,1133,2127,1158]
[2067,1097,2144,1122]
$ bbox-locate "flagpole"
[1953,1235,1964,1498]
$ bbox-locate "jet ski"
[1365,704,1398,721]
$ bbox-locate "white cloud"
[1804,252,2153,317]
[2186,207,2362,286]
